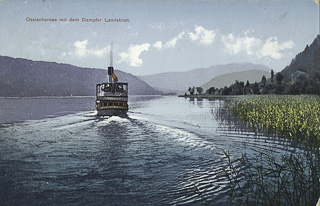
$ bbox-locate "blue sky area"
[0,0,318,75]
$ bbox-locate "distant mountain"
[201,70,270,91]
[281,35,320,80]
[0,56,162,97]
[213,35,320,96]
[139,63,271,92]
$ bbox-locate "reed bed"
[224,95,320,206]
[231,95,320,146]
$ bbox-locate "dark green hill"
[0,56,162,97]
[281,35,320,81]
[201,70,269,91]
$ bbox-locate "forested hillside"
[0,56,162,97]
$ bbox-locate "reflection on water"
[0,96,302,205]
[213,99,299,154]
[0,97,96,124]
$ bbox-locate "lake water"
[0,96,298,205]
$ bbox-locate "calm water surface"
[0,96,297,205]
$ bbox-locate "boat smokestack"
[108,42,114,83]
[108,66,114,83]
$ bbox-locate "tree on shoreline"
[196,87,203,95]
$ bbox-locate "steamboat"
[95,43,128,116]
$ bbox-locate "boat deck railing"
[96,82,128,98]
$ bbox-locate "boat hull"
[96,109,128,116]
[95,100,128,116]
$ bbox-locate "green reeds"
[231,95,320,146]
[224,148,320,206]
[224,95,320,205]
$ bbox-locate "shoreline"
[178,94,237,99]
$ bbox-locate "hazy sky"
[0,0,318,75]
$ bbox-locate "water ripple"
[0,96,302,205]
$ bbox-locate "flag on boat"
[112,72,118,82]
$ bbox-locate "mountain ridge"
[0,56,162,97]
[197,35,320,96]
[139,63,271,92]
[201,70,270,91]
[281,35,320,80]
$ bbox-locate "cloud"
[148,23,166,31]
[221,33,262,55]
[243,29,254,35]
[221,34,293,60]
[188,25,216,45]
[165,31,185,49]
[148,22,185,31]
[153,41,163,50]
[118,43,151,67]
[73,40,109,58]
[261,37,294,60]
[74,40,88,58]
